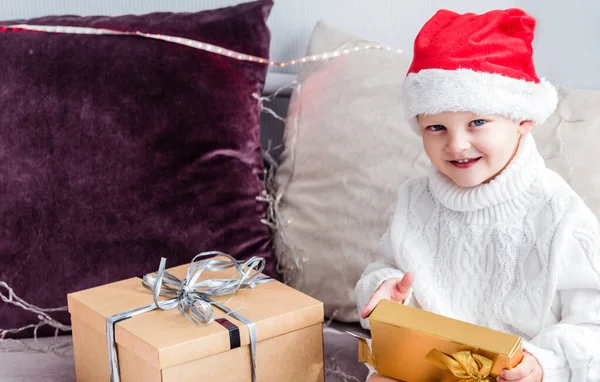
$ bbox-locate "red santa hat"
[403,8,558,134]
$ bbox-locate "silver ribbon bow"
[106,251,272,382]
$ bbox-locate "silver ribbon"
[106,251,272,382]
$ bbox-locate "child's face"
[417,112,534,188]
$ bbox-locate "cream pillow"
[274,21,427,321]
[533,86,600,218]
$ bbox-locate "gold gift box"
[358,300,523,381]
[67,262,325,382]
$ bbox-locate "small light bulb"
[270,61,275,65]
[354,47,359,51]
[217,48,222,53]
[344,49,349,54]
[280,63,285,67]
[366,44,370,49]
[259,58,264,63]
[301,58,306,62]
[249,56,253,61]
[291,60,296,64]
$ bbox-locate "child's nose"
[445,133,471,153]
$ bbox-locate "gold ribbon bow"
[425,349,496,382]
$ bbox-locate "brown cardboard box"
[358,300,523,382]
[68,261,325,382]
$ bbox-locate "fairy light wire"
[1,24,403,67]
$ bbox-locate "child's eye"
[470,119,486,127]
[426,125,446,132]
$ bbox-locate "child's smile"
[449,157,481,169]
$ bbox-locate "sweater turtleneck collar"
[428,134,546,213]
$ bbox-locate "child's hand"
[497,351,542,382]
[360,272,414,319]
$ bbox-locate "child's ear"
[517,120,535,135]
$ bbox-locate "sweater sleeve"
[355,179,421,330]
[523,200,600,382]
[355,228,407,329]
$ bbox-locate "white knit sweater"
[355,134,600,381]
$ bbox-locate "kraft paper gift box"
[354,300,523,382]
[67,255,325,382]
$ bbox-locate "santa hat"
[403,8,558,134]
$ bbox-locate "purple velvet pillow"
[0,0,277,338]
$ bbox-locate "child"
[356,8,600,382]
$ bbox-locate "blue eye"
[427,125,446,132]
[470,119,486,127]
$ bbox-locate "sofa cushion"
[0,0,276,338]
[274,21,421,321]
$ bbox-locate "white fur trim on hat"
[403,68,558,135]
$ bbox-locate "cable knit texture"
[356,134,600,382]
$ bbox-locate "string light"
[1,23,404,68]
